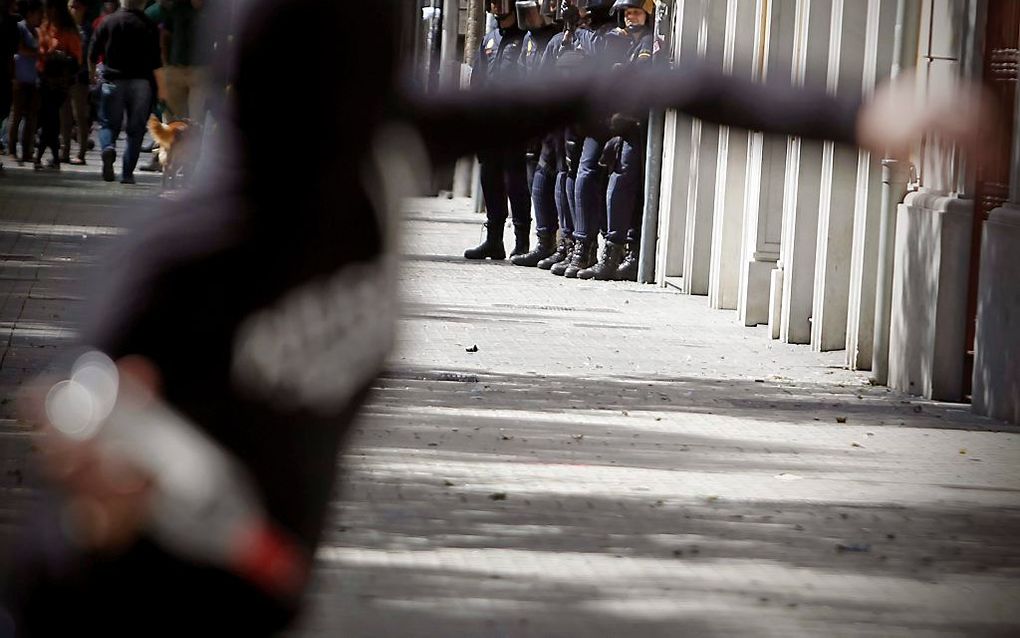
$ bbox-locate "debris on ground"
[836,543,871,552]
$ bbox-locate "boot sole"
[537,258,566,270]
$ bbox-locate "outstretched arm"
[400,62,990,169]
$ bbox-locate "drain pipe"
[637,1,673,284]
[638,109,666,284]
[871,0,921,384]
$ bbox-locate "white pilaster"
[845,0,896,370]
[810,0,868,352]
[708,0,759,309]
[776,0,832,344]
[654,0,700,286]
[737,0,796,326]
[682,0,727,296]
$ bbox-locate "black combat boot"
[578,240,626,280]
[564,238,598,279]
[511,231,557,267]
[464,223,506,260]
[511,224,531,257]
[550,240,578,276]
[614,242,639,281]
[538,234,572,270]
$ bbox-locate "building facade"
[647,0,1019,424]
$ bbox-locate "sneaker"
[101,148,116,182]
[121,174,136,185]
[140,155,161,172]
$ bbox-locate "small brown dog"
[147,115,200,189]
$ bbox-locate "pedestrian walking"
[32,0,81,171]
[0,0,20,174]
[90,0,162,183]
[7,0,41,164]
[58,0,91,165]
[145,0,207,122]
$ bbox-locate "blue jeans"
[99,79,152,177]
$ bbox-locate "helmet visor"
[516,0,551,29]
[488,0,514,17]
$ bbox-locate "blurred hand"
[21,356,162,552]
[857,72,998,162]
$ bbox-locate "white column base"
[972,205,1020,425]
[768,267,784,339]
[739,256,777,326]
[888,192,972,402]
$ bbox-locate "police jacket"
[473,23,526,88]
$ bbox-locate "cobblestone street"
[1,171,1018,636]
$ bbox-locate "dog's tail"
[148,115,178,148]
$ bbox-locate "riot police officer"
[554,0,618,278]
[511,0,564,267]
[579,0,654,281]
[464,0,533,261]
[534,0,590,271]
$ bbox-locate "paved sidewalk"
[293,198,1020,637]
[0,181,1018,637]
[0,152,162,559]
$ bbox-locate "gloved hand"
[600,136,623,174]
[610,113,642,138]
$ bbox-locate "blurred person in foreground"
[1,0,994,635]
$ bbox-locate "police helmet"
[578,0,615,23]
[516,0,551,31]
[540,0,561,21]
[487,0,514,19]
[610,0,655,15]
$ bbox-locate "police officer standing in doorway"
[579,0,654,281]
[464,0,533,261]
[511,0,563,267]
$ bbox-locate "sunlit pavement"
[0,178,1017,636]
[294,198,1020,637]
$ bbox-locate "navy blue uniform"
[573,20,624,245]
[522,24,561,237]
[474,25,531,239]
[539,27,596,240]
[604,27,655,245]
